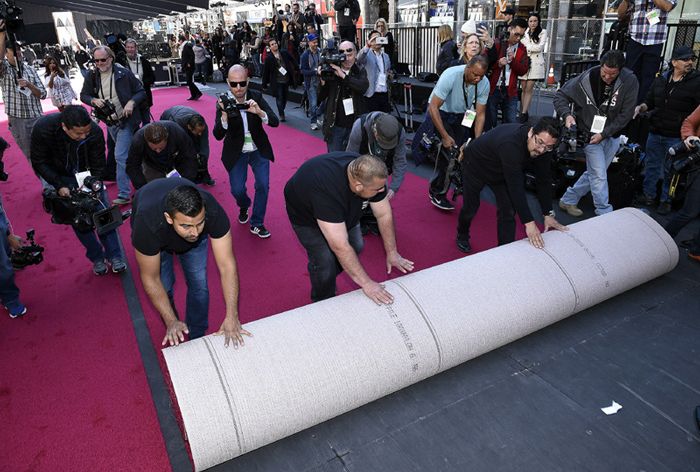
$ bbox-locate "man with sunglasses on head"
[319,41,369,152]
[555,50,638,218]
[81,45,146,206]
[456,117,568,253]
[214,65,279,239]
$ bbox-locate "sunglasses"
[339,48,354,54]
[94,58,110,63]
[227,80,249,88]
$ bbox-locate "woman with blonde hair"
[518,12,548,122]
[435,24,457,75]
[374,17,395,61]
[43,56,76,111]
[451,32,483,67]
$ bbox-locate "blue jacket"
[356,47,391,98]
[300,48,320,88]
[80,64,146,129]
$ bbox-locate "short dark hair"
[165,185,205,218]
[187,114,206,129]
[511,17,528,30]
[144,123,169,144]
[532,116,561,140]
[600,49,625,69]
[61,105,92,129]
[468,55,488,70]
[368,29,380,40]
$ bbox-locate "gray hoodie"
[553,66,639,139]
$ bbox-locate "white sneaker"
[310,122,318,130]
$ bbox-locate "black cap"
[503,7,516,15]
[672,45,697,60]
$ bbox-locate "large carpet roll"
[163,208,678,471]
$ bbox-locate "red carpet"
[0,86,524,470]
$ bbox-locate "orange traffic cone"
[547,65,556,86]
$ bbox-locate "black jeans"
[275,82,289,117]
[429,111,470,197]
[664,170,700,251]
[338,25,356,44]
[457,164,516,246]
[185,66,200,98]
[292,223,364,302]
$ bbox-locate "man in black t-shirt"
[456,117,568,253]
[284,152,414,304]
[131,178,250,347]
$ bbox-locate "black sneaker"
[238,207,250,224]
[430,193,455,211]
[93,259,108,276]
[456,239,471,253]
[250,225,271,238]
[656,201,672,215]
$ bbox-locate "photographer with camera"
[262,38,298,122]
[554,50,638,217]
[214,65,279,239]
[319,41,369,152]
[664,104,700,262]
[0,20,49,190]
[126,121,199,189]
[633,46,700,214]
[456,117,567,252]
[30,106,127,275]
[160,106,215,185]
[131,178,251,347]
[356,30,392,113]
[81,45,146,206]
[413,56,489,211]
[300,33,322,130]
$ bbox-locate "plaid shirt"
[46,74,77,106]
[628,0,677,46]
[0,59,46,118]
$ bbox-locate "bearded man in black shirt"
[131,178,250,347]
[456,117,568,253]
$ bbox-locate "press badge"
[342,98,354,115]
[462,110,477,128]
[279,66,287,76]
[17,86,31,97]
[344,7,350,15]
[591,115,607,134]
[166,169,181,178]
[75,171,91,189]
[377,73,387,88]
[646,9,660,26]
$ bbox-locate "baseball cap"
[307,33,318,42]
[503,7,515,15]
[373,113,400,149]
[672,45,697,60]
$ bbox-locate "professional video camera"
[0,0,24,36]
[42,176,131,235]
[10,229,43,270]
[668,138,700,199]
[217,93,249,114]
[91,100,123,127]
[319,47,346,80]
[421,133,463,200]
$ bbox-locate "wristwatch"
[544,210,556,218]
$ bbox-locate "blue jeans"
[0,202,21,311]
[291,223,364,302]
[326,126,351,152]
[108,124,135,199]
[72,190,123,263]
[626,39,663,104]
[160,236,210,339]
[486,86,519,131]
[643,133,678,203]
[228,150,270,227]
[305,81,320,123]
[195,62,207,83]
[561,137,620,215]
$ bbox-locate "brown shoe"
[559,200,583,217]
[689,252,700,263]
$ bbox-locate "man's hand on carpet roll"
[362,281,394,305]
[386,252,414,275]
[215,317,252,348]
[163,320,189,347]
[524,221,545,249]
[543,215,568,234]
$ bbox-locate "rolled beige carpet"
[163,208,678,471]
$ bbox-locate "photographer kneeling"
[30,105,127,275]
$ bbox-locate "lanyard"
[462,81,476,110]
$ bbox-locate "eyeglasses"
[228,80,248,88]
[677,57,696,62]
[339,48,354,54]
[94,58,109,63]
[533,134,555,152]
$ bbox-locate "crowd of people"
[0,0,699,349]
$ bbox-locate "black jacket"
[212,89,279,171]
[126,121,199,188]
[80,63,146,129]
[334,0,360,26]
[134,55,156,107]
[262,50,298,92]
[181,43,195,70]
[436,39,458,75]
[319,63,368,136]
[645,70,700,138]
[160,105,210,159]
[30,113,106,189]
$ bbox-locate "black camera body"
[422,133,463,199]
[668,138,700,174]
[218,93,249,114]
[92,100,123,127]
[0,0,24,35]
[10,229,43,270]
[319,49,346,80]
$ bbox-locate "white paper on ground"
[601,401,623,415]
